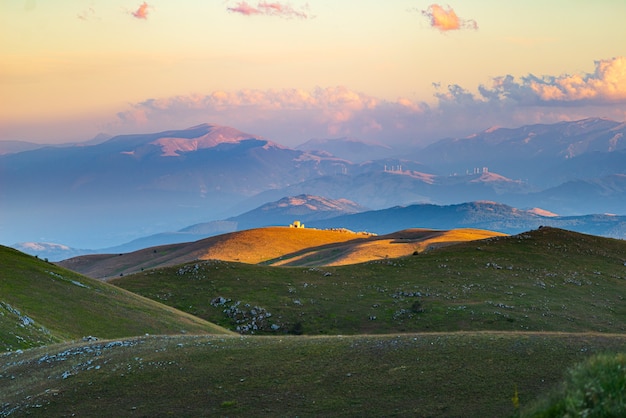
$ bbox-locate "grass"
[111,227,626,336]
[3,227,626,416]
[0,245,231,352]
[2,333,626,417]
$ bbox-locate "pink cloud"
[108,59,626,148]
[113,87,427,145]
[422,4,477,31]
[227,1,313,19]
[472,57,626,105]
[528,57,626,102]
[227,2,260,16]
[131,2,150,20]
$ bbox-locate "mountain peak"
[151,125,262,156]
[265,194,365,213]
[102,124,285,157]
[526,207,559,217]
[469,171,519,183]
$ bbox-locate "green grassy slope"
[2,333,626,417]
[112,227,626,336]
[0,246,231,351]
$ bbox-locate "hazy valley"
[3,118,626,258]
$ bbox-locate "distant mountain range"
[417,117,626,187]
[2,118,626,250]
[0,134,112,155]
[0,124,348,248]
[308,201,626,237]
[15,196,626,262]
[12,194,366,260]
[0,140,43,155]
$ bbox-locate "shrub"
[290,322,303,335]
[411,300,424,314]
[520,353,626,417]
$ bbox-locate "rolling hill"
[3,227,626,416]
[57,227,507,279]
[4,118,626,416]
[110,227,626,336]
[263,228,506,267]
[0,245,230,352]
[56,227,373,279]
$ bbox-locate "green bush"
[520,353,626,417]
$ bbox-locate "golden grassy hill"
[58,227,373,279]
[59,227,506,279]
[265,228,507,266]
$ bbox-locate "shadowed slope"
[0,246,231,351]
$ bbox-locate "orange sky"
[1,1,626,145]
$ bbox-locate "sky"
[2,0,626,147]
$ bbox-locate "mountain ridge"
[15,198,626,261]
[3,118,626,250]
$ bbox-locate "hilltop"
[57,227,372,279]
[264,228,505,266]
[57,226,505,279]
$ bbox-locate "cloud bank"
[468,56,626,105]
[114,86,423,144]
[131,2,150,20]
[421,4,477,31]
[109,58,626,147]
[227,1,313,19]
